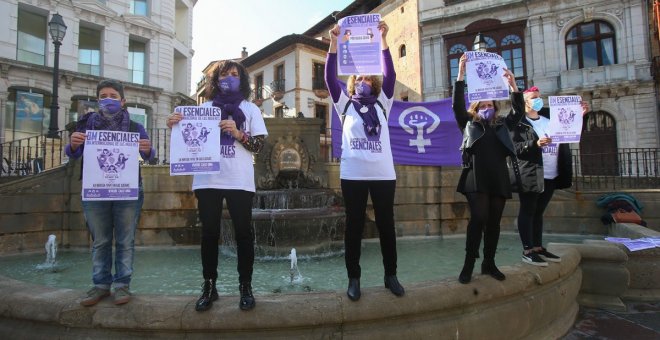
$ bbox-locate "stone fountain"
[220,117,345,257]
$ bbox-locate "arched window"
[483,36,496,49]
[566,21,616,70]
[500,34,525,90]
[399,44,407,58]
[580,111,618,175]
[448,44,468,82]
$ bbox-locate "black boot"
[347,278,361,301]
[459,257,476,284]
[239,282,255,310]
[481,258,506,281]
[195,279,218,311]
[384,275,405,296]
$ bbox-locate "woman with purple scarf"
[66,79,155,306]
[325,20,404,301]
[167,60,267,312]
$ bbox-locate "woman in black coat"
[452,54,524,284]
[510,86,587,266]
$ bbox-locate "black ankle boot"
[239,282,255,310]
[482,258,506,281]
[384,275,405,296]
[195,279,218,311]
[347,278,361,301]
[459,257,476,284]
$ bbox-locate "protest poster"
[337,14,382,75]
[169,106,222,176]
[82,130,140,200]
[547,96,583,143]
[464,51,509,102]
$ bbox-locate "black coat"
[453,81,524,196]
[509,108,573,193]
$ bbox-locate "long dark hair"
[204,60,251,100]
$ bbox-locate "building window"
[444,20,528,89]
[16,8,47,65]
[566,21,616,70]
[129,39,146,84]
[399,44,407,58]
[274,106,284,118]
[315,103,327,134]
[400,6,404,13]
[78,26,101,76]
[130,0,148,16]
[7,89,51,138]
[579,111,618,176]
[448,44,468,83]
[69,96,98,125]
[500,34,525,90]
[272,64,285,92]
[312,62,325,90]
[254,74,264,100]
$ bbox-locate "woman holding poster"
[325,19,405,301]
[510,87,588,266]
[66,79,154,306]
[453,54,523,284]
[166,60,267,312]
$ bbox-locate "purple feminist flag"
[332,98,462,166]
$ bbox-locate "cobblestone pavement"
[562,301,660,340]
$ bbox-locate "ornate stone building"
[0,0,196,143]
[420,0,658,163]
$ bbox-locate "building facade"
[420,0,658,165]
[0,0,196,143]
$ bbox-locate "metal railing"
[0,130,69,178]
[572,148,659,190]
[2,128,658,192]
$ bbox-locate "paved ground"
[562,301,660,339]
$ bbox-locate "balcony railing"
[270,79,285,92]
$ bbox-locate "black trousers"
[517,179,556,250]
[464,192,506,259]
[194,188,255,283]
[341,179,397,279]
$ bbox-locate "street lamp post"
[473,32,487,52]
[47,13,67,138]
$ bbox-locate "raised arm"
[452,54,469,129]
[324,24,342,102]
[380,21,395,98]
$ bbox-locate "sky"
[189,0,354,94]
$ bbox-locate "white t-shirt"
[333,91,396,180]
[192,101,268,192]
[526,116,558,180]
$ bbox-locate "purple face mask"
[98,98,122,115]
[355,82,372,96]
[477,107,495,121]
[218,76,240,94]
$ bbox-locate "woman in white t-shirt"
[167,60,267,312]
[324,21,404,302]
[510,86,587,267]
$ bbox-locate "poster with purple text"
[465,51,509,102]
[337,14,382,75]
[547,96,583,143]
[82,130,140,201]
[169,106,221,176]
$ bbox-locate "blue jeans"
[82,191,144,289]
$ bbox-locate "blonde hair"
[346,75,382,97]
[467,100,502,125]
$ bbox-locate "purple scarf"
[212,92,246,131]
[88,109,130,132]
[350,93,380,135]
